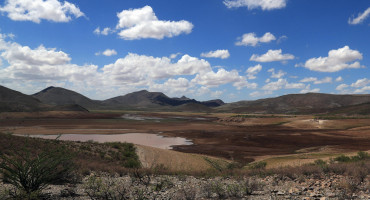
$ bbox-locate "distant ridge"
[33,86,102,109]
[216,93,370,114]
[32,87,225,111]
[102,90,225,109]
[2,85,370,114]
[0,85,87,112]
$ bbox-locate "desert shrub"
[248,161,267,170]
[314,159,329,173]
[178,186,197,200]
[334,152,369,163]
[84,175,129,200]
[334,155,352,163]
[0,145,74,199]
[226,183,243,197]
[244,177,264,195]
[351,151,369,161]
[210,181,227,199]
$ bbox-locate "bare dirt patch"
[1,112,370,165]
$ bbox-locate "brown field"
[1,111,370,168]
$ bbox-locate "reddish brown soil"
[1,112,369,164]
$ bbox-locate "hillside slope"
[217,93,370,114]
[0,85,88,112]
[33,87,102,109]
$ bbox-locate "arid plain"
[1,111,369,170]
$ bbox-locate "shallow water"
[20,133,193,150]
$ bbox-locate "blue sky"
[0,0,369,102]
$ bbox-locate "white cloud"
[335,76,343,82]
[262,78,287,91]
[246,64,262,79]
[303,46,364,72]
[268,68,286,79]
[170,53,181,59]
[300,84,320,93]
[192,68,242,87]
[336,84,349,91]
[250,49,294,62]
[300,77,332,84]
[262,78,305,91]
[211,90,223,98]
[223,0,287,10]
[348,7,370,25]
[96,49,117,57]
[150,77,192,95]
[0,40,97,83]
[0,0,84,23]
[102,53,212,85]
[116,6,193,40]
[201,49,230,59]
[300,77,317,83]
[94,27,114,36]
[351,78,370,88]
[233,79,258,90]
[2,44,71,66]
[354,86,370,93]
[235,32,276,47]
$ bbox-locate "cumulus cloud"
[0,0,84,23]
[250,49,294,62]
[96,49,117,57]
[150,77,192,95]
[351,78,370,88]
[2,44,71,66]
[235,32,276,47]
[268,68,286,79]
[115,6,193,40]
[335,76,343,82]
[0,41,97,83]
[348,7,370,25]
[201,49,230,59]
[0,32,257,98]
[262,78,305,91]
[300,84,320,93]
[303,46,364,72]
[336,84,349,91]
[335,78,370,94]
[300,77,332,84]
[223,0,287,10]
[246,64,262,79]
[192,68,242,87]
[94,27,114,36]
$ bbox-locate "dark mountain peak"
[135,90,149,94]
[201,99,225,107]
[43,86,55,91]
[33,86,99,109]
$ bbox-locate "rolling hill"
[216,93,370,114]
[102,90,224,109]
[3,85,370,114]
[0,86,87,112]
[33,86,102,110]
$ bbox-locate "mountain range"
[1,85,370,114]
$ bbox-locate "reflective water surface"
[21,133,193,150]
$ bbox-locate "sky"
[0,0,369,102]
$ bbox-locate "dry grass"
[136,144,231,173]
[0,132,140,176]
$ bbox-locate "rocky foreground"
[1,173,369,200]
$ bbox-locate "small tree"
[0,146,74,199]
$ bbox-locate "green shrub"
[248,161,267,170]
[0,146,74,198]
[334,155,352,163]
